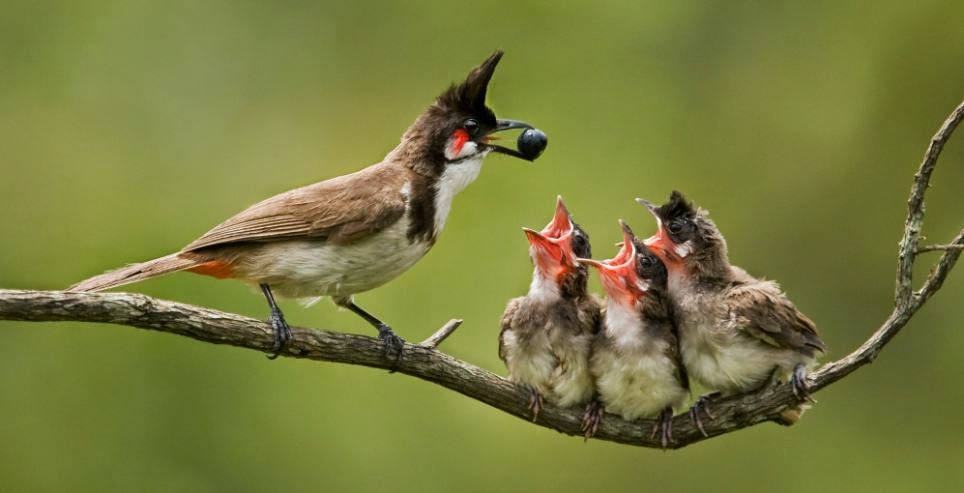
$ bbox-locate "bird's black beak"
[484,119,535,160]
[635,198,662,222]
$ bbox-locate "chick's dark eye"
[464,119,479,135]
[572,234,588,255]
[668,221,684,234]
[639,256,654,268]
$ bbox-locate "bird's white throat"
[527,267,561,303]
[605,300,644,348]
[433,153,485,234]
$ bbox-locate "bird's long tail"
[69,253,205,292]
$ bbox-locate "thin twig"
[1,100,963,449]
[916,243,964,253]
[419,319,463,349]
[915,230,964,307]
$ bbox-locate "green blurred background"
[2,1,963,491]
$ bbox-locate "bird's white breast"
[591,346,687,420]
[604,302,644,349]
[591,301,688,419]
[433,153,485,234]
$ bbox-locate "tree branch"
[916,243,964,254]
[1,101,962,449]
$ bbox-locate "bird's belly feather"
[591,344,687,420]
[502,325,595,407]
[680,315,807,394]
[232,218,430,299]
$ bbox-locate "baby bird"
[639,191,826,431]
[500,197,602,420]
[579,221,689,447]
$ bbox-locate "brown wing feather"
[183,163,409,252]
[725,281,826,356]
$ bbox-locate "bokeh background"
[2,2,963,491]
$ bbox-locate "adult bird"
[71,51,545,361]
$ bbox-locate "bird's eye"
[639,256,654,268]
[668,221,684,234]
[572,234,588,255]
[464,119,480,136]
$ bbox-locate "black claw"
[377,324,405,372]
[791,363,816,403]
[581,399,604,441]
[688,392,720,437]
[260,284,292,360]
[526,387,543,422]
[339,299,404,373]
[650,408,674,449]
[266,309,292,360]
[689,406,708,438]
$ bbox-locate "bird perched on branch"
[70,51,546,362]
[579,221,689,447]
[638,191,826,431]
[499,197,602,419]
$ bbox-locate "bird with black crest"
[638,191,827,431]
[71,51,547,365]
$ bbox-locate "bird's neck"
[384,139,486,244]
[432,154,485,234]
[667,247,732,293]
[527,269,562,304]
[604,299,644,347]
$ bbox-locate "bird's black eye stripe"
[464,118,479,135]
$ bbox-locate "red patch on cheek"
[450,128,470,155]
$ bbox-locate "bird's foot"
[688,392,721,437]
[581,399,604,440]
[265,308,292,360]
[650,407,675,449]
[526,387,544,422]
[791,363,816,403]
[376,324,405,372]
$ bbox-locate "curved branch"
[895,101,964,308]
[0,288,805,447]
[1,100,962,449]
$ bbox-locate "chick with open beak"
[637,191,826,430]
[577,220,689,447]
[499,197,602,420]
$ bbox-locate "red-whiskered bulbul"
[70,51,545,362]
[638,191,826,431]
[499,197,602,420]
[578,221,688,447]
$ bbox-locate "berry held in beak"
[483,120,549,161]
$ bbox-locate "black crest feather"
[656,190,696,221]
[436,50,503,113]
